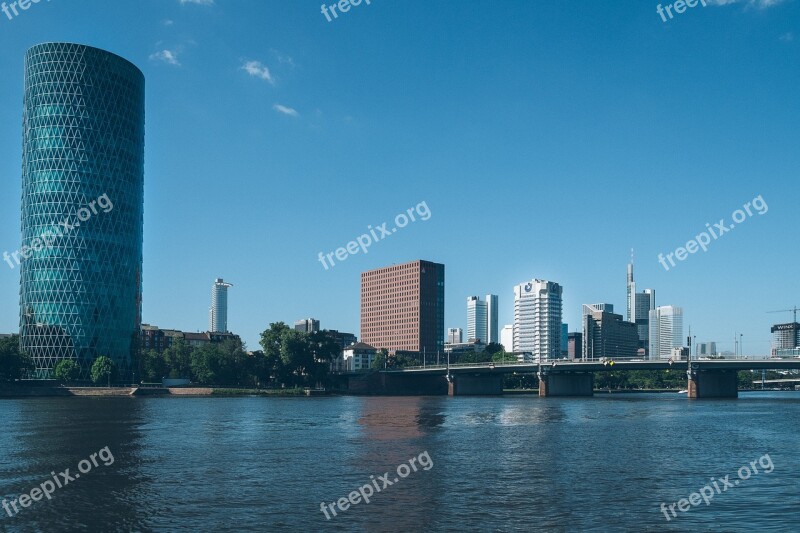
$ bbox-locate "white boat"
[678,389,688,394]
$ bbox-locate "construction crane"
[767,306,799,324]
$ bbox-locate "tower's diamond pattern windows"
[20,43,144,380]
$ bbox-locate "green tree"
[189,345,215,385]
[459,350,492,365]
[189,339,250,387]
[280,330,314,386]
[393,352,421,368]
[249,349,281,388]
[257,323,340,387]
[371,349,390,370]
[0,335,33,381]
[492,351,512,363]
[308,331,339,385]
[259,322,291,385]
[163,339,193,379]
[485,342,504,356]
[90,356,117,386]
[141,349,167,382]
[53,359,80,384]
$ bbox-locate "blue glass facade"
[20,43,144,379]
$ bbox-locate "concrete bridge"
[348,357,800,399]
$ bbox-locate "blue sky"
[0,0,798,353]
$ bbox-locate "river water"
[1,392,798,532]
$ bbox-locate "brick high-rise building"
[360,260,445,356]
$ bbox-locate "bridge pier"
[688,369,738,399]
[448,374,504,396]
[539,372,594,397]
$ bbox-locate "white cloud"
[779,32,794,42]
[179,0,214,5]
[271,49,296,68]
[273,104,299,117]
[241,60,275,85]
[162,19,174,26]
[149,50,180,66]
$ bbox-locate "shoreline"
[0,386,794,398]
[0,386,329,398]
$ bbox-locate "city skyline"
[0,1,797,354]
[0,3,798,532]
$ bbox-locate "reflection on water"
[0,393,798,531]
[1,398,147,532]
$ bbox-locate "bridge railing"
[397,361,532,371]
[392,355,791,372]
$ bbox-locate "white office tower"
[500,325,514,352]
[447,328,463,344]
[487,294,499,344]
[209,278,233,333]
[467,296,488,342]
[513,279,563,360]
[648,306,684,360]
[583,303,614,316]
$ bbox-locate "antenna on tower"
[631,248,634,265]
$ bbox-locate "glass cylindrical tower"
[20,43,144,380]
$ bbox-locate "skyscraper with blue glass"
[19,43,144,379]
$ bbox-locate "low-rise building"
[141,324,169,353]
[327,330,357,349]
[184,332,211,348]
[568,332,582,360]
[671,347,690,360]
[209,331,242,344]
[444,340,486,362]
[326,330,359,373]
[344,342,378,371]
[140,325,241,354]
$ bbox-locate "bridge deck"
[382,358,800,375]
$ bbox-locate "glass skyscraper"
[19,43,144,379]
[648,306,684,360]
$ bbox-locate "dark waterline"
[1,393,798,532]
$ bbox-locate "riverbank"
[0,385,329,398]
[1,385,790,398]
